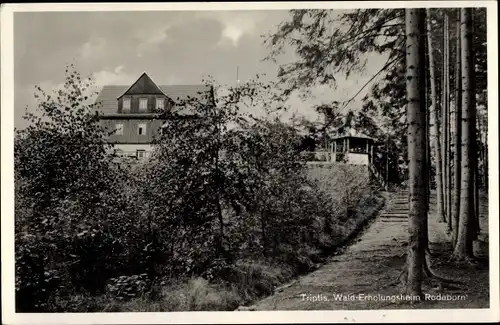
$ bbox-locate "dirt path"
[249,190,490,310]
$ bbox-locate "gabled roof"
[116,72,169,99]
[94,83,212,116]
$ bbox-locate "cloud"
[92,65,136,87]
[196,11,262,47]
[135,25,171,57]
[221,25,246,46]
[78,37,107,60]
[38,80,66,94]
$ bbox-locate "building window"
[156,98,164,110]
[123,98,131,112]
[138,123,147,136]
[136,149,146,160]
[139,98,148,112]
[115,123,124,135]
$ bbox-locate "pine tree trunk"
[405,8,427,298]
[442,12,450,226]
[425,34,431,210]
[453,8,475,259]
[471,11,480,239]
[386,136,390,191]
[444,14,453,233]
[441,17,448,222]
[424,33,430,212]
[427,104,432,210]
[452,9,462,246]
[426,9,445,223]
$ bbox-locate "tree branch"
[341,55,402,110]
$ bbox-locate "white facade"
[345,152,370,165]
[330,152,370,165]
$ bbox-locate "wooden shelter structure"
[330,132,375,165]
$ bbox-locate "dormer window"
[156,98,164,110]
[123,98,131,112]
[139,98,148,112]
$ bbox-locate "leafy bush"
[106,274,150,301]
[14,66,141,310]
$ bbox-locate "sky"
[14,10,387,130]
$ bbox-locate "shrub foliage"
[14,67,379,312]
